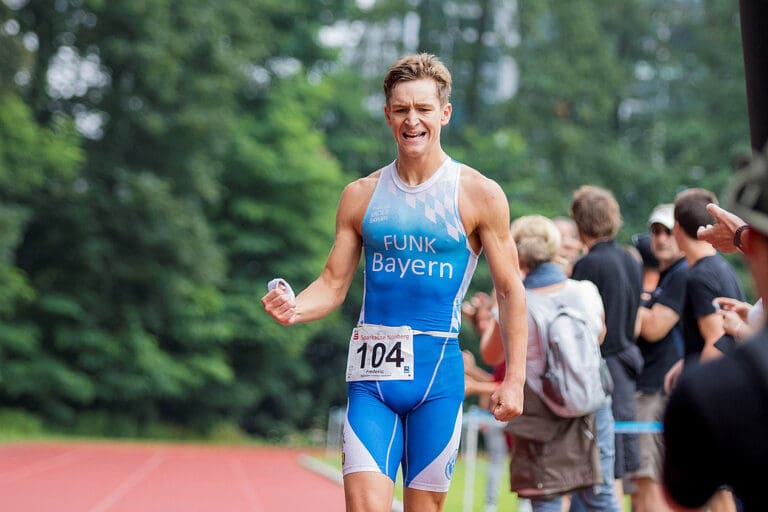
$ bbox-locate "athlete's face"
[384,79,452,158]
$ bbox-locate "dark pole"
[738,0,768,152]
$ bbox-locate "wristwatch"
[733,224,751,250]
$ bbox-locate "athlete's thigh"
[343,382,404,483]
[402,350,464,492]
[403,391,463,491]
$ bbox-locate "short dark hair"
[383,53,452,106]
[674,188,718,239]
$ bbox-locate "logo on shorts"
[444,448,458,480]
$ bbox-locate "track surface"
[0,441,345,511]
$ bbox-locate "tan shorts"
[627,391,666,481]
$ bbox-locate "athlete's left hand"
[489,378,523,421]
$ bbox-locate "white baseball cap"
[648,203,675,230]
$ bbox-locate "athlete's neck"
[394,151,449,186]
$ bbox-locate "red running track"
[0,441,345,512]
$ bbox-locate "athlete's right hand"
[489,378,523,422]
[261,284,297,325]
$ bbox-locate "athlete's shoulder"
[337,168,384,223]
[456,164,509,243]
[458,164,507,210]
[458,162,502,191]
[342,169,382,198]
[457,162,486,180]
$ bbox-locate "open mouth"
[403,131,426,140]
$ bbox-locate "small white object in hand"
[267,278,296,301]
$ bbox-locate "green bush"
[0,408,45,440]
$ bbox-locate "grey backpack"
[526,291,609,418]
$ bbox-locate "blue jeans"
[567,399,622,512]
[531,495,565,512]
[531,494,565,512]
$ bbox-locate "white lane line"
[0,448,86,484]
[298,455,404,512]
[87,450,165,512]
[229,458,266,512]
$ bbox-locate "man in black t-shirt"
[571,185,644,498]
[630,203,687,512]
[662,188,745,512]
[664,189,745,393]
[664,150,768,511]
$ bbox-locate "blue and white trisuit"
[342,157,479,492]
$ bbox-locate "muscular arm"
[261,178,372,325]
[487,219,527,421]
[639,303,680,342]
[462,169,527,421]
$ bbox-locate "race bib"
[346,324,414,382]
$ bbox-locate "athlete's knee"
[403,487,447,512]
[344,471,395,512]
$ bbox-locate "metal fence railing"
[324,406,662,512]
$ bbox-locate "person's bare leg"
[344,472,395,512]
[403,487,448,512]
[632,477,671,512]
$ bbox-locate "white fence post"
[326,406,345,458]
[462,408,481,512]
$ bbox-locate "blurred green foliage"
[0,0,752,439]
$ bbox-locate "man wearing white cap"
[630,204,687,512]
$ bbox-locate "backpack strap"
[524,290,557,366]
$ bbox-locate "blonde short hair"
[383,53,452,106]
[510,215,562,269]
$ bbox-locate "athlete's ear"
[384,104,393,126]
[441,102,452,125]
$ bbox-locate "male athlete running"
[261,53,527,512]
